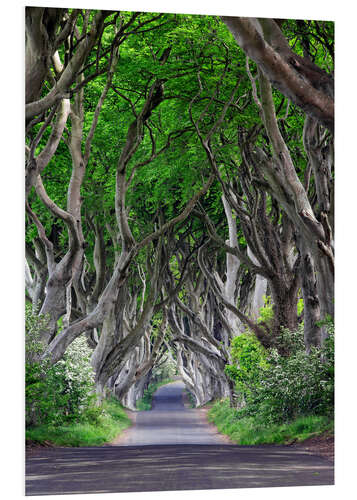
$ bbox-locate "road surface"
[116,380,226,445]
[25,381,334,495]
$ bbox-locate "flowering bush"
[226,322,334,424]
[25,306,96,427]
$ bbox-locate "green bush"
[225,332,267,404]
[25,306,96,427]
[225,323,334,424]
[26,397,131,447]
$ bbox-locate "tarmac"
[25,381,334,495]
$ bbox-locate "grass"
[26,397,132,447]
[208,398,334,445]
[135,378,175,410]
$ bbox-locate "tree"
[221,17,334,132]
[25,9,334,410]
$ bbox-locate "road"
[115,380,225,445]
[25,381,334,495]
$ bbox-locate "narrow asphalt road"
[25,381,334,495]
[115,380,226,445]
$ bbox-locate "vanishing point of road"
[25,381,334,495]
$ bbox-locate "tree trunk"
[221,16,334,132]
[25,7,64,103]
[297,238,322,352]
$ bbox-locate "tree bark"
[25,7,65,104]
[26,10,110,121]
[221,16,334,132]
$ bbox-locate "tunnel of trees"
[25,8,334,427]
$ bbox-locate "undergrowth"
[208,321,334,445]
[26,397,131,447]
[208,398,333,445]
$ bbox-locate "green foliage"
[25,305,49,363]
[225,324,334,425]
[297,297,304,316]
[224,332,267,403]
[25,14,334,447]
[208,398,333,445]
[26,397,131,447]
[257,295,274,325]
[274,324,306,355]
[252,344,334,423]
[25,306,96,427]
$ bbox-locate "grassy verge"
[135,378,174,410]
[208,399,334,445]
[26,397,131,447]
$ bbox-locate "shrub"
[25,306,96,427]
[225,323,334,424]
[25,305,49,364]
[225,332,267,405]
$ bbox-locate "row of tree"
[25,8,334,408]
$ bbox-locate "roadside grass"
[208,399,334,445]
[26,397,131,447]
[136,378,175,410]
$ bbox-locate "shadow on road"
[25,381,334,495]
[26,443,334,495]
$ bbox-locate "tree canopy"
[25,7,334,410]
